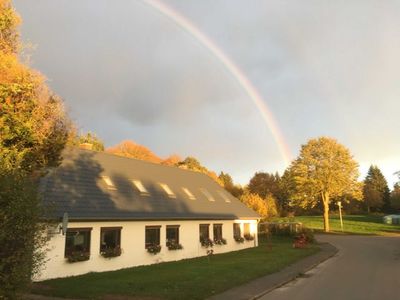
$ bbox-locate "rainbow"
[143,0,292,166]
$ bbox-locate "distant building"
[38,148,260,280]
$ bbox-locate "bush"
[0,174,49,298]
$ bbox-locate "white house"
[38,148,260,281]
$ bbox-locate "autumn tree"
[161,154,182,166]
[107,140,162,163]
[239,192,268,218]
[0,0,70,297]
[287,137,361,232]
[363,165,391,213]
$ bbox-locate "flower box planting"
[200,237,214,248]
[66,251,90,263]
[234,236,245,243]
[244,234,254,241]
[147,244,161,255]
[166,241,183,250]
[214,238,227,245]
[101,247,122,258]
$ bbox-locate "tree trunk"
[322,192,330,232]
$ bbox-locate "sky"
[14,0,400,187]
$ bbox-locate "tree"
[161,154,182,166]
[177,156,222,185]
[218,171,244,198]
[67,130,105,152]
[0,1,70,297]
[363,165,391,213]
[248,172,279,199]
[239,192,268,218]
[390,183,400,211]
[287,137,361,232]
[107,140,162,163]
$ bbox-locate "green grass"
[31,237,319,300]
[279,214,400,235]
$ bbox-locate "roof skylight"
[182,187,196,200]
[218,191,231,203]
[101,175,116,190]
[160,183,176,198]
[132,180,149,195]
[200,188,215,202]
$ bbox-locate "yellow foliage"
[239,192,267,217]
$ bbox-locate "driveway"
[259,234,400,300]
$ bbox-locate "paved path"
[260,234,400,300]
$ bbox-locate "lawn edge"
[206,242,338,300]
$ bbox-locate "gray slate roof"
[41,148,260,221]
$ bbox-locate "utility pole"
[337,201,344,232]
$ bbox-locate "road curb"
[207,242,338,300]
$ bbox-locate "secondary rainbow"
[143,0,292,166]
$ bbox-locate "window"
[200,188,215,202]
[182,187,195,200]
[199,224,210,242]
[65,228,92,257]
[101,175,116,190]
[166,225,180,244]
[132,180,149,195]
[159,183,176,198]
[145,226,161,248]
[244,223,251,236]
[100,227,121,252]
[218,191,231,203]
[233,223,241,238]
[213,224,223,241]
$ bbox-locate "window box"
[214,238,227,245]
[200,237,214,248]
[66,251,90,263]
[101,246,122,258]
[166,241,183,250]
[147,244,161,254]
[234,236,245,243]
[244,234,254,241]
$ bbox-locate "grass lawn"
[279,214,400,235]
[31,236,319,300]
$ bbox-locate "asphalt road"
[259,234,400,300]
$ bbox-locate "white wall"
[37,219,258,281]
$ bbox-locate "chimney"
[79,143,93,151]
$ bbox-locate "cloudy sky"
[14,0,400,186]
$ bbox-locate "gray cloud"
[14,0,400,185]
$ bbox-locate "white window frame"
[182,187,196,200]
[101,175,116,190]
[159,183,176,198]
[200,188,215,202]
[131,180,149,196]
